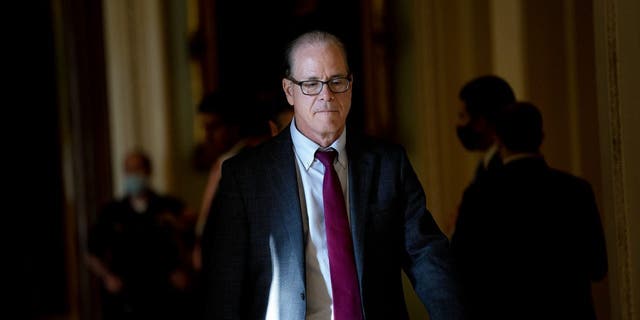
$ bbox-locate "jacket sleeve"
[398,148,465,320]
[201,161,249,319]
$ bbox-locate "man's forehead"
[125,157,146,171]
[291,43,348,70]
[291,47,349,78]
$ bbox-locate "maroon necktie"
[315,149,363,320]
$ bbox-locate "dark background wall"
[14,1,68,317]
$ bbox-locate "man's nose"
[318,83,335,100]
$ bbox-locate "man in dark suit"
[87,150,192,319]
[451,102,608,319]
[201,31,463,319]
[456,75,516,181]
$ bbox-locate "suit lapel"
[347,136,374,286]
[266,128,376,316]
[250,129,307,319]
[268,129,306,280]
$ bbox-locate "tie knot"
[315,149,338,168]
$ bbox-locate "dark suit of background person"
[451,102,608,319]
[456,75,516,181]
[87,150,194,319]
[200,31,463,320]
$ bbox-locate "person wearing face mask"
[451,76,515,315]
[455,75,516,181]
[87,150,194,319]
[451,102,607,319]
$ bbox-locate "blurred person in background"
[456,75,516,181]
[87,150,195,319]
[192,91,243,172]
[194,91,293,269]
[264,91,294,136]
[451,102,608,319]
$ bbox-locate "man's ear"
[282,78,294,106]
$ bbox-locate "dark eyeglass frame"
[287,75,352,96]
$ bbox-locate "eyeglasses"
[287,75,352,96]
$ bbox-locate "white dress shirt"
[290,118,349,320]
[482,143,499,169]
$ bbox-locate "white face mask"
[124,174,149,196]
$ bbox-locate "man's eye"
[303,82,321,89]
[330,79,346,86]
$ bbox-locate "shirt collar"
[290,117,348,171]
[483,143,499,169]
[503,153,542,165]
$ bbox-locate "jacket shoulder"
[547,168,594,194]
[219,133,290,175]
[348,134,407,158]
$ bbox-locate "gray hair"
[283,31,349,77]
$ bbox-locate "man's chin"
[315,125,344,137]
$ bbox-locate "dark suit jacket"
[473,150,502,182]
[88,192,187,317]
[201,128,463,319]
[451,157,607,319]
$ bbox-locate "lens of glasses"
[299,78,350,95]
[301,81,323,95]
[327,78,350,93]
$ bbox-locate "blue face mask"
[124,174,148,196]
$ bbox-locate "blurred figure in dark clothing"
[451,102,608,319]
[87,150,193,319]
[192,91,243,172]
[190,93,292,318]
[456,75,516,180]
[194,92,292,264]
[267,100,294,136]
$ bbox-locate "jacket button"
[300,292,305,300]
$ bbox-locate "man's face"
[202,114,226,144]
[455,102,492,151]
[124,154,151,196]
[283,42,352,146]
[124,154,150,177]
[456,102,471,128]
[200,113,235,154]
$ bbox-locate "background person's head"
[269,104,294,136]
[262,95,294,136]
[193,90,243,171]
[123,150,152,196]
[282,31,352,147]
[457,75,516,151]
[253,87,294,136]
[198,90,242,154]
[495,102,544,155]
[236,101,273,146]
